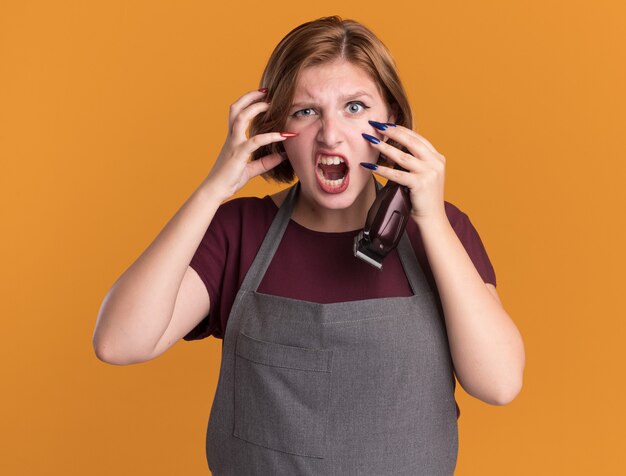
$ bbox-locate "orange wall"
[2,1,624,474]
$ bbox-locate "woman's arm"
[360,121,525,404]
[417,217,524,404]
[92,89,291,365]
[92,182,222,365]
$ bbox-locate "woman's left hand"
[361,122,447,227]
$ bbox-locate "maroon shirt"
[184,195,496,341]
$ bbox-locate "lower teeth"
[317,169,346,188]
[323,177,344,187]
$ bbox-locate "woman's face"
[283,59,394,212]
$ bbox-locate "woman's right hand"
[203,89,295,202]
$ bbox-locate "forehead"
[293,59,382,100]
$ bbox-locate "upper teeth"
[319,156,345,165]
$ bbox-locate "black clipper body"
[353,180,411,270]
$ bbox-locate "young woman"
[93,16,525,475]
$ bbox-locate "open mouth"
[315,154,350,193]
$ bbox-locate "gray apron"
[206,182,458,475]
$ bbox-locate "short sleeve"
[445,202,497,287]
[182,205,231,341]
[182,196,277,341]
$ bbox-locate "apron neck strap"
[239,179,431,295]
[370,179,431,294]
[238,182,300,292]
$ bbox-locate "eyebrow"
[290,90,374,109]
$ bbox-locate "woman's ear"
[387,104,398,125]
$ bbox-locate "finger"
[228,89,269,132]
[391,126,437,153]
[246,153,286,179]
[378,125,433,160]
[361,163,415,188]
[412,132,437,154]
[363,135,425,173]
[399,128,445,163]
[370,122,439,160]
[241,131,293,156]
[386,125,439,155]
[231,100,271,140]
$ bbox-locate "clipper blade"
[353,233,384,270]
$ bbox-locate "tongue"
[319,164,347,181]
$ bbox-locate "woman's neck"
[288,179,378,233]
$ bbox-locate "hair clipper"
[353,175,411,270]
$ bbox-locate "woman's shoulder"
[218,185,292,213]
[441,200,484,240]
[444,200,470,223]
[209,194,279,236]
[441,200,497,286]
[219,193,279,214]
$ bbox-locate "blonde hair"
[251,16,412,183]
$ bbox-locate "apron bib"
[205,183,458,475]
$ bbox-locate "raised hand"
[205,88,297,201]
[360,121,447,227]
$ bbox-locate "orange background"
[2,0,624,474]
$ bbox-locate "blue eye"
[346,101,369,114]
[293,108,316,118]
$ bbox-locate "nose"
[316,114,344,149]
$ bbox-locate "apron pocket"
[233,332,332,458]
